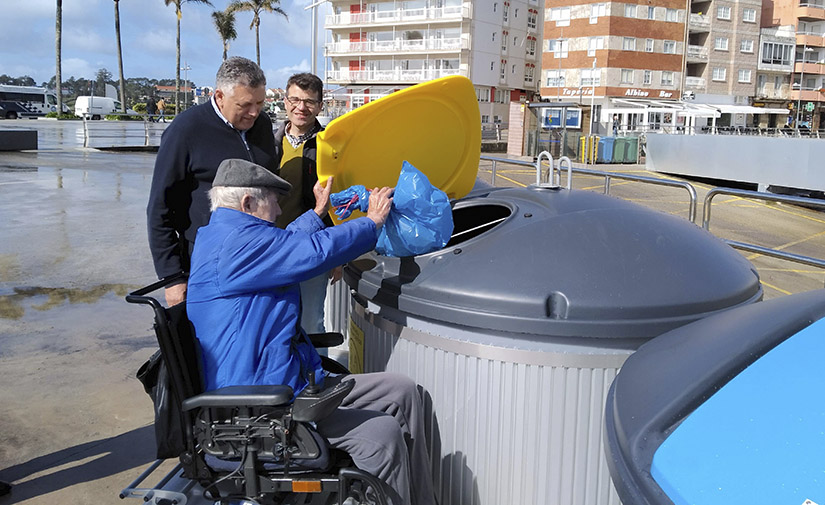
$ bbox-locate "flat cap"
[214,158,292,195]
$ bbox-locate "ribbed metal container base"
[351,301,625,505]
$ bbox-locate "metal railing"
[703,188,825,279]
[479,154,698,221]
[82,117,168,148]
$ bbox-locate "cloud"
[61,58,98,80]
[265,59,311,87]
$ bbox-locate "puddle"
[0,284,138,319]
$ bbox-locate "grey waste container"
[344,185,762,505]
[604,289,825,505]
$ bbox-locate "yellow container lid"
[316,75,481,222]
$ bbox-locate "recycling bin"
[604,289,825,505]
[598,136,614,163]
[612,137,627,163]
[622,137,639,163]
[344,185,762,505]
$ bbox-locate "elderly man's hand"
[366,187,393,230]
[313,177,333,218]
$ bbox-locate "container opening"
[446,204,512,247]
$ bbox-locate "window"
[590,3,606,23]
[503,3,509,21]
[717,5,730,20]
[643,70,652,84]
[761,42,794,65]
[513,36,518,48]
[527,37,537,56]
[546,69,564,87]
[500,61,506,79]
[525,65,535,83]
[774,75,783,90]
[549,38,569,58]
[743,8,756,22]
[515,8,519,18]
[481,114,489,123]
[740,39,754,53]
[492,32,496,42]
[757,73,767,92]
[625,4,637,17]
[502,32,508,51]
[623,37,636,51]
[714,37,729,51]
[527,9,537,29]
[712,67,727,81]
[588,36,604,56]
[493,3,497,12]
[645,38,654,52]
[550,7,571,26]
[664,40,676,54]
[666,8,678,22]
[581,68,600,86]
[738,69,752,83]
[621,69,634,83]
[491,62,495,71]
[512,64,517,74]
[661,71,673,85]
[647,6,655,19]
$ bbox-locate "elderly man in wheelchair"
[125,159,435,505]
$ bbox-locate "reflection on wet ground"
[0,284,138,319]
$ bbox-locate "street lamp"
[795,46,813,131]
[181,62,191,111]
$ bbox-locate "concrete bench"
[0,129,38,151]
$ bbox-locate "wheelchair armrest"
[182,385,293,411]
[292,378,355,423]
[307,332,344,348]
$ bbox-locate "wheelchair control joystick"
[305,371,320,395]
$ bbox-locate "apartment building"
[323,0,542,123]
[754,25,795,126]
[762,0,825,129]
[541,0,686,131]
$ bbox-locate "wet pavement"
[0,119,823,504]
[1,119,159,504]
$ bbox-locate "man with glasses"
[274,73,339,347]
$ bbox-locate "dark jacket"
[147,100,280,279]
[273,120,332,226]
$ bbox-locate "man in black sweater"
[146,57,280,306]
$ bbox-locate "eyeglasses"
[286,96,321,108]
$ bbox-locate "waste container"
[622,136,639,163]
[598,136,614,163]
[612,137,627,163]
[344,185,762,505]
[604,289,825,505]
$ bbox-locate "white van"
[75,96,123,120]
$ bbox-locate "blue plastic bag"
[330,185,370,219]
[376,161,453,257]
[329,161,454,257]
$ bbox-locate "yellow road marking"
[759,280,792,296]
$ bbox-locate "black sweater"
[146,101,280,279]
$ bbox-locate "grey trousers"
[316,372,436,505]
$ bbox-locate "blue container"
[604,290,825,505]
[598,136,615,163]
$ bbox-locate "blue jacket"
[187,207,377,394]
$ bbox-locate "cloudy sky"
[0,0,327,90]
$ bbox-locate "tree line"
[50,0,288,117]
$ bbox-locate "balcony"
[797,32,825,47]
[327,67,463,84]
[685,76,706,88]
[687,44,709,61]
[795,60,825,75]
[796,2,825,21]
[326,37,467,56]
[791,86,825,101]
[326,5,465,28]
[689,13,710,32]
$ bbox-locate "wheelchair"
[120,276,390,505]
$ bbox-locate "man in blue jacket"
[187,159,435,505]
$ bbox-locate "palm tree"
[212,10,237,61]
[164,0,213,114]
[55,0,63,117]
[114,0,127,113]
[228,0,288,66]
